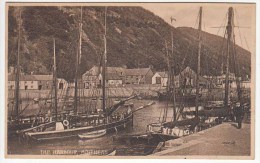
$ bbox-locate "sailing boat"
[8,10,49,135]
[147,7,204,141]
[157,25,197,104]
[182,7,248,127]
[17,7,135,142]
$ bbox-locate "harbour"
[5,3,253,159]
[7,90,251,156]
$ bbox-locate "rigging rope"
[217,12,228,36]
[234,8,244,49]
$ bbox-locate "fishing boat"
[78,129,106,139]
[157,89,197,103]
[8,10,50,135]
[147,7,205,140]
[17,7,135,142]
[182,7,249,126]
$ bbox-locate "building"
[82,66,100,88]
[241,80,250,89]
[8,74,67,90]
[152,71,168,87]
[106,73,123,86]
[177,66,211,88]
[204,73,237,88]
[8,75,39,90]
[57,78,68,89]
[151,67,211,88]
[82,66,125,88]
[125,68,154,84]
[33,75,53,90]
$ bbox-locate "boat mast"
[170,17,177,121]
[229,10,242,103]
[224,7,234,109]
[14,9,22,117]
[74,6,83,114]
[232,36,242,102]
[163,40,170,123]
[195,7,202,117]
[53,38,58,120]
[102,7,107,114]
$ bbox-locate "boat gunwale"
[26,113,133,136]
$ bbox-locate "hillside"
[8,6,251,81]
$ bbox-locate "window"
[31,86,33,88]
[31,81,33,84]
[38,85,42,90]
[156,77,161,84]
[25,81,27,84]
[59,83,64,89]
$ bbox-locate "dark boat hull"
[22,114,133,142]
[8,123,33,135]
[157,92,196,103]
[150,133,179,142]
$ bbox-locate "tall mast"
[102,7,107,114]
[14,9,22,117]
[170,17,177,121]
[195,7,202,117]
[53,38,58,120]
[232,35,242,102]
[74,6,83,114]
[163,40,170,123]
[224,7,234,108]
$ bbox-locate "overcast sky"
[141,3,255,53]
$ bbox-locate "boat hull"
[8,123,33,136]
[157,92,196,104]
[22,113,133,142]
[150,133,179,142]
[78,130,106,139]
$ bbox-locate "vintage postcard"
[5,2,255,159]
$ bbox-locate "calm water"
[7,99,195,156]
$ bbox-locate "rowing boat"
[78,129,106,139]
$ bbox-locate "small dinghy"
[78,129,106,139]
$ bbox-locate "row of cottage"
[82,66,211,88]
[8,66,250,90]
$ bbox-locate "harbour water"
[7,99,190,156]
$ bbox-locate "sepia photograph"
[4,2,256,159]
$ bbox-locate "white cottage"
[152,72,168,87]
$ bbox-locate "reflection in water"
[8,99,195,156]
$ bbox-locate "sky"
[141,3,255,53]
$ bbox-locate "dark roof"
[106,73,122,80]
[8,75,53,81]
[107,67,125,75]
[125,68,152,76]
[83,66,126,76]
